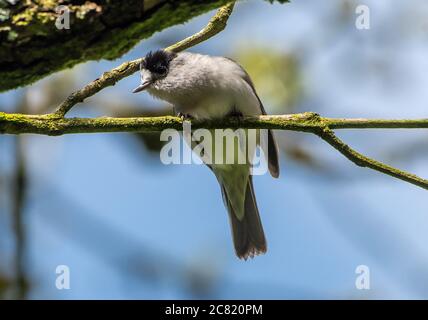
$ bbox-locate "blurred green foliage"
[236,47,303,113]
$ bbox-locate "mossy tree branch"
[1,111,428,191]
[315,127,428,191]
[1,0,262,92]
[53,1,236,117]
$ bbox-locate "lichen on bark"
[0,0,288,92]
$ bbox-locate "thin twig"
[53,2,236,118]
[166,2,236,53]
[316,128,428,190]
[325,117,428,129]
[1,112,427,191]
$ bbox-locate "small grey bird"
[133,50,279,259]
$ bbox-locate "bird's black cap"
[142,50,177,75]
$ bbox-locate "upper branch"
[53,2,236,118]
[166,2,236,53]
[0,0,247,92]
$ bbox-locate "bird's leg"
[177,112,193,121]
[228,108,243,126]
[174,106,193,121]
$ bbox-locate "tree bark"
[0,0,287,92]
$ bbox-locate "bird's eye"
[156,65,167,75]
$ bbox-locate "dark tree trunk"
[0,0,233,91]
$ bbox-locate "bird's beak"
[132,80,152,93]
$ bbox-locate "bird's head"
[132,50,177,93]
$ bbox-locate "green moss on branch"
[2,112,428,135]
[2,111,427,191]
[0,0,288,92]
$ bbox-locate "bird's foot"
[228,110,244,125]
[177,112,193,121]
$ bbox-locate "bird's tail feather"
[220,176,267,260]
